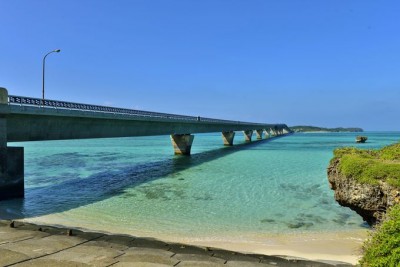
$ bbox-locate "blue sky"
[1,1,399,130]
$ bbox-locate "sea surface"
[1,132,399,242]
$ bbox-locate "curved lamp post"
[42,49,61,101]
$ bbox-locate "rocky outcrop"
[327,158,400,225]
[356,136,368,143]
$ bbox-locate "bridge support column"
[255,129,263,140]
[0,88,24,200]
[264,129,271,138]
[170,134,194,155]
[0,114,7,178]
[221,131,235,146]
[243,130,253,142]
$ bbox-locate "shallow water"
[1,132,399,241]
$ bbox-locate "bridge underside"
[4,102,289,141]
[5,112,276,141]
[0,88,291,200]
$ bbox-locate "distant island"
[290,126,363,133]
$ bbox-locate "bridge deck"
[3,95,289,142]
[0,88,291,200]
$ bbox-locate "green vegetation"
[290,125,363,132]
[332,143,400,266]
[360,204,400,267]
[333,143,400,187]
[380,144,400,160]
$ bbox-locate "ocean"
[1,132,399,244]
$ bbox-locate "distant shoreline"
[290,126,363,133]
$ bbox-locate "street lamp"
[42,49,61,101]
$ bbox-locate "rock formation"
[356,136,368,143]
[327,157,400,225]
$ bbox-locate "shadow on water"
[0,135,289,220]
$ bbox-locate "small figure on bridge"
[197,116,201,121]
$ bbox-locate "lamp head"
[54,49,61,53]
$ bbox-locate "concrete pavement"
[0,220,351,267]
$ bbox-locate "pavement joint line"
[5,256,34,266]
[105,261,119,267]
[173,260,181,266]
[170,252,177,258]
[114,252,126,259]
[5,233,106,266]
[113,251,126,259]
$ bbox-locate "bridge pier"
[170,134,194,155]
[255,129,263,140]
[0,88,24,200]
[221,131,235,146]
[264,129,271,138]
[243,130,253,142]
[0,114,7,177]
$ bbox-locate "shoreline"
[183,230,368,265]
[18,218,369,265]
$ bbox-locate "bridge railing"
[8,95,268,126]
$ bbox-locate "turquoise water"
[1,132,399,240]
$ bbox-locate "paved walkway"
[0,220,351,267]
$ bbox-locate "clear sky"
[1,1,399,130]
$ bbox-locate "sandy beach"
[116,230,368,265]
[18,216,368,265]
[183,230,368,265]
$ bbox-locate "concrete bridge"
[0,87,291,200]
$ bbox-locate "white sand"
[176,230,369,265]
[23,216,369,265]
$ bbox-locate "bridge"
[0,87,291,200]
